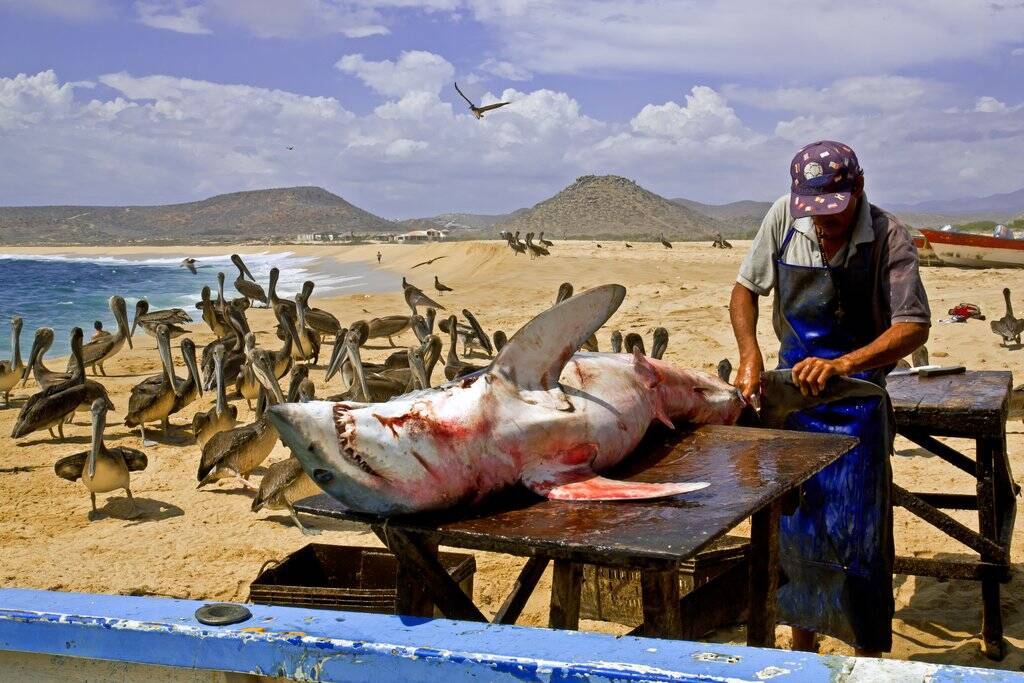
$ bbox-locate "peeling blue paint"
[0,589,1018,682]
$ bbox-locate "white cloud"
[460,1,1024,78]
[478,58,532,82]
[1013,47,1024,56]
[135,0,211,34]
[0,0,114,21]
[723,76,947,114]
[336,51,455,97]
[975,96,1008,113]
[630,86,744,140]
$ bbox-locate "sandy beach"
[0,240,1021,671]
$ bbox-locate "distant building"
[295,232,343,243]
[395,229,447,243]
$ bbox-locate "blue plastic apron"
[772,224,894,652]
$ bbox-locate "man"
[729,140,930,655]
[377,251,382,264]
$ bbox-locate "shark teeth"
[333,404,377,477]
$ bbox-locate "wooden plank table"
[295,423,856,647]
[888,370,1017,660]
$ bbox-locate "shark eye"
[313,468,334,484]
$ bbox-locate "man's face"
[810,177,865,238]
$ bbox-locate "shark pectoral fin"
[632,348,672,428]
[515,386,574,412]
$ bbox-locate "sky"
[1,1,1023,218]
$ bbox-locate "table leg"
[548,560,582,630]
[494,557,549,625]
[640,565,682,639]
[747,500,781,648]
[374,528,487,623]
[977,438,1007,660]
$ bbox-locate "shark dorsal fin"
[490,284,625,392]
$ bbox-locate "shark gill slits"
[313,468,334,484]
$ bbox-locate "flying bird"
[411,255,447,269]
[454,82,510,119]
[286,146,294,151]
[180,258,197,275]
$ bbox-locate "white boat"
[918,228,1024,268]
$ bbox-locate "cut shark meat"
[269,284,744,516]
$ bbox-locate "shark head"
[269,400,439,515]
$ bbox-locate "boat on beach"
[918,227,1024,268]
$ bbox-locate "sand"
[0,240,1021,671]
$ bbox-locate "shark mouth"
[332,404,378,477]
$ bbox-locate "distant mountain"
[0,186,399,245]
[672,198,772,235]
[888,187,1024,216]
[495,175,734,240]
[397,211,511,233]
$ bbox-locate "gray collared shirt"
[737,193,931,326]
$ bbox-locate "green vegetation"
[953,219,1024,233]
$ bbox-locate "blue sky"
[1,1,1023,218]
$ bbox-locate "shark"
[268,284,745,516]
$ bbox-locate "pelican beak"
[409,347,428,390]
[346,336,370,401]
[88,404,105,478]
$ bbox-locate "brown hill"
[0,186,398,245]
[495,175,733,241]
[672,198,771,236]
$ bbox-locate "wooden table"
[295,424,856,647]
[888,370,1016,660]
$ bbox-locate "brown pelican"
[12,327,113,441]
[200,303,250,391]
[462,308,494,356]
[267,267,296,316]
[525,233,549,259]
[22,328,68,389]
[991,288,1024,346]
[434,275,453,293]
[405,286,446,315]
[297,281,341,339]
[652,327,669,360]
[444,315,485,381]
[131,299,192,338]
[373,335,440,389]
[438,315,486,356]
[717,359,733,383]
[91,320,109,342]
[231,254,268,307]
[623,332,645,356]
[199,286,230,338]
[454,81,510,119]
[328,339,428,402]
[0,316,25,405]
[198,348,284,490]
[660,235,673,249]
[411,255,447,269]
[181,257,198,274]
[251,375,319,534]
[538,232,553,247]
[123,325,193,443]
[364,314,415,347]
[610,330,623,353]
[492,330,507,352]
[54,398,147,519]
[290,294,320,363]
[192,343,238,448]
[74,295,133,376]
[625,242,633,248]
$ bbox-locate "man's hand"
[791,356,850,396]
[735,354,764,407]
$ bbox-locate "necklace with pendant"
[816,226,846,322]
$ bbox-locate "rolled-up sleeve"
[737,196,787,296]
[882,216,931,325]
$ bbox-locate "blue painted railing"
[0,588,1017,682]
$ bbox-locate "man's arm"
[791,322,929,395]
[730,283,763,404]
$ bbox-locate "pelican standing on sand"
[405,286,445,315]
[991,288,1024,346]
[123,325,194,443]
[54,398,147,519]
[192,343,238,448]
[297,281,341,340]
[12,327,113,441]
[231,254,269,307]
[131,300,192,339]
[0,316,25,405]
[22,328,67,389]
[74,295,133,376]
[434,275,453,293]
[197,348,285,490]
[443,315,485,380]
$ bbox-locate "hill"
[0,186,398,245]
[495,175,734,240]
[672,197,771,234]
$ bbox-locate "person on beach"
[729,140,931,655]
[377,251,382,264]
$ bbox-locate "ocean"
[0,252,394,358]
